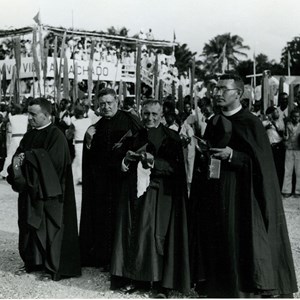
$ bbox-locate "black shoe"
[110,276,131,291]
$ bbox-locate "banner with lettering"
[0,57,124,82]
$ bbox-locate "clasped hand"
[210,146,233,161]
[124,150,154,169]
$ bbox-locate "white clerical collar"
[36,122,52,130]
[222,105,242,117]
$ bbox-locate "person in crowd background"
[282,108,300,198]
[0,104,28,178]
[263,106,285,189]
[67,105,92,185]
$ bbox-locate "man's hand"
[124,150,141,166]
[210,146,233,161]
[85,126,96,148]
[140,152,154,169]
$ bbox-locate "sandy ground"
[0,178,299,298]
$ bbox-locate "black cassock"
[189,108,298,297]
[7,124,81,279]
[110,124,191,293]
[79,110,142,268]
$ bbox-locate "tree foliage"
[201,33,250,74]
[281,36,300,75]
[174,43,204,79]
[236,53,285,84]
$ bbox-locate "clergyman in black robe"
[110,100,190,297]
[79,88,142,269]
[189,74,298,298]
[7,97,81,281]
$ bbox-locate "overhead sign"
[0,57,124,82]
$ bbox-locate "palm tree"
[174,43,203,78]
[201,33,250,74]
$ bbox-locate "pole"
[135,42,142,111]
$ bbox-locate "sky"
[1,0,300,62]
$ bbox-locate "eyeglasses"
[213,86,240,96]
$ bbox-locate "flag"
[53,36,60,102]
[88,40,95,102]
[13,37,21,79]
[153,53,158,98]
[173,30,176,42]
[189,57,195,106]
[287,50,291,77]
[158,79,164,102]
[1,64,7,99]
[73,61,78,102]
[9,65,16,102]
[33,11,41,25]
[13,37,21,102]
[43,40,49,96]
[135,43,142,110]
[59,32,67,80]
[221,43,227,73]
[261,72,269,114]
[63,53,69,99]
[32,28,41,96]
[0,67,2,103]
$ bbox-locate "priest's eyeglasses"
[213,86,240,96]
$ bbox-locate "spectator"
[263,106,285,189]
[282,109,300,198]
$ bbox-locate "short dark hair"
[219,73,244,95]
[265,106,276,115]
[98,88,116,99]
[123,97,135,107]
[29,97,52,116]
[142,99,162,108]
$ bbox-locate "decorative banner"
[0,57,127,82]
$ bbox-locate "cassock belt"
[75,140,84,144]
[12,134,24,137]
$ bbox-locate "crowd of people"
[0,73,299,298]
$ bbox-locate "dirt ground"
[0,178,299,298]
